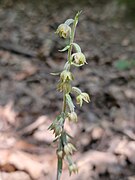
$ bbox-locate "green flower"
[56,24,71,38]
[68,112,78,122]
[49,123,62,137]
[60,70,73,83]
[64,143,77,155]
[68,163,78,175]
[57,82,71,93]
[76,92,90,107]
[48,116,64,137]
[72,52,87,65]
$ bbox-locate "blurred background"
[0,0,135,179]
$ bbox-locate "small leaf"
[74,11,82,25]
[50,72,60,76]
[71,43,81,53]
[66,132,73,139]
[64,62,70,70]
[64,19,74,26]
[59,45,70,52]
[72,87,82,95]
[76,11,82,18]
[66,94,75,112]
[53,137,59,142]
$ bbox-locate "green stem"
[68,13,79,64]
[57,154,63,180]
[62,93,67,113]
[56,12,80,180]
[56,93,66,180]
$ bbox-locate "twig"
[0,41,36,57]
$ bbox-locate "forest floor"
[0,1,135,180]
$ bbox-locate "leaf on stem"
[66,94,75,112]
[66,132,73,139]
[72,87,82,95]
[50,72,60,76]
[74,11,82,25]
[71,43,81,53]
[64,19,74,26]
[59,45,70,52]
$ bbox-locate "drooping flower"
[60,70,73,83]
[68,112,78,122]
[56,24,71,38]
[76,92,90,107]
[72,52,87,65]
[64,143,77,155]
[57,82,71,93]
[68,163,78,175]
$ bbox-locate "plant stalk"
[68,12,79,64]
[56,13,79,180]
[56,94,66,180]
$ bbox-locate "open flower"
[68,163,78,175]
[72,52,87,65]
[56,24,71,38]
[64,143,77,155]
[76,92,90,107]
[60,70,73,83]
[68,112,78,122]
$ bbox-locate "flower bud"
[56,24,71,38]
[60,70,73,83]
[54,126,62,137]
[68,112,78,122]
[64,143,77,155]
[57,150,64,158]
[48,119,63,137]
[72,52,87,65]
[68,163,78,175]
[57,82,71,93]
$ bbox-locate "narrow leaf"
[66,94,75,112]
[74,11,82,25]
[72,87,82,95]
[64,19,74,26]
[72,43,81,53]
[59,45,70,52]
[53,137,59,142]
[50,72,60,76]
[64,62,70,70]
[66,132,73,139]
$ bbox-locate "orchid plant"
[48,11,90,180]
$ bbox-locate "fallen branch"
[0,41,37,57]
